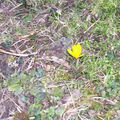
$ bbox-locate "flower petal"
[67,44,83,59]
[67,49,74,56]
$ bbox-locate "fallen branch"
[0,48,37,57]
[40,56,71,69]
[91,97,117,105]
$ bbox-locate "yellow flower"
[67,44,83,59]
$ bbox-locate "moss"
[54,70,72,82]
[42,69,72,84]
[13,112,29,120]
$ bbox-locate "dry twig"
[0,48,37,57]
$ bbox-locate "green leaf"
[23,14,33,23]
[8,84,23,94]
[35,68,45,78]
[29,103,42,116]
[53,87,63,98]
[55,107,65,116]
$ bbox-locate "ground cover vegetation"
[0,0,120,119]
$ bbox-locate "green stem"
[76,59,79,68]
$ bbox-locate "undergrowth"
[0,0,120,119]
